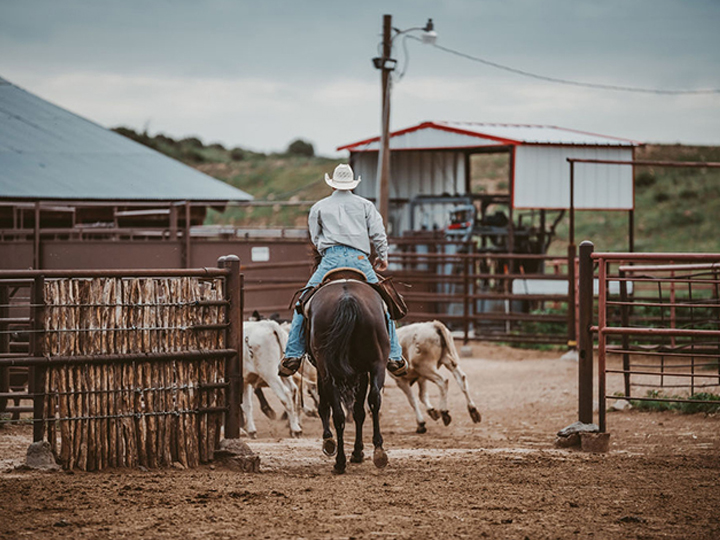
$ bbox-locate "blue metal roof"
[0,77,252,201]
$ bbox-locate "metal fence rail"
[578,243,720,432]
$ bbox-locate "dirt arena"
[1,343,719,539]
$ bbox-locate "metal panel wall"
[351,150,467,235]
[514,146,633,210]
[42,241,183,269]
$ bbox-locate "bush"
[182,148,206,163]
[230,147,245,161]
[654,191,670,203]
[635,170,656,188]
[286,139,314,157]
[629,390,720,413]
[180,136,204,148]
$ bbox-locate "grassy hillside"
[114,128,720,253]
[552,144,720,254]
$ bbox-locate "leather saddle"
[293,267,407,320]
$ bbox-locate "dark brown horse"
[307,274,390,474]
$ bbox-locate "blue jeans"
[284,245,402,361]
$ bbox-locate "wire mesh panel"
[592,253,720,431]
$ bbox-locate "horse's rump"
[309,281,388,405]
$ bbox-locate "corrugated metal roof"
[338,121,642,152]
[0,77,252,201]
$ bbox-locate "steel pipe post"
[578,241,594,425]
[30,275,46,442]
[220,255,243,439]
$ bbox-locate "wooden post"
[30,275,46,442]
[220,256,243,439]
[376,14,393,226]
[578,241,594,425]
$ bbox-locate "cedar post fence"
[0,257,244,470]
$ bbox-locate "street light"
[373,14,437,231]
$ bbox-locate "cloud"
[6,67,720,159]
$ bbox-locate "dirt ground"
[1,343,719,540]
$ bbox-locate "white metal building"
[338,121,641,235]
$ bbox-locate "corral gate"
[0,256,243,471]
[577,243,720,432]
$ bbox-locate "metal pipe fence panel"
[588,251,720,432]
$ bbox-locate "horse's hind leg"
[368,366,388,468]
[317,379,336,457]
[330,390,347,474]
[351,373,369,463]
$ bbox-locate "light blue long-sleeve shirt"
[308,190,388,261]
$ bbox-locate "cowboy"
[278,163,408,378]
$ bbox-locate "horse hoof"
[350,452,364,463]
[373,447,388,469]
[262,408,277,421]
[416,423,427,434]
[290,430,302,439]
[323,438,337,457]
[332,465,346,475]
[249,431,257,440]
[469,406,482,424]
[441,410,452,426]
[427,408,440,421]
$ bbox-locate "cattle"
[393,321,482,433]
[242,320,302,438]
[248,319,320,420]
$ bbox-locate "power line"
[407,35,720,95]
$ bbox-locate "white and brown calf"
[242,320,302,438]
[394,320,482,433]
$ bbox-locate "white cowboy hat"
[325,164,361,190]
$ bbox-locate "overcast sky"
[1,0,719,157]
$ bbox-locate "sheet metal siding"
[0,81,252,201]
[514,146,633,210]
[351,150,466,234]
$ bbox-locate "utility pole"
[373,15,435,230]
[376,14,393,229]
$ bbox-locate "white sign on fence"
[251,246,270,262]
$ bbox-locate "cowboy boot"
[387,356,409,377]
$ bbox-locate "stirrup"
[279,356,303,377]
[387,356,409,377]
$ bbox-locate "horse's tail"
[319,293,359,405]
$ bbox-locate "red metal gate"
[578,243,720,432]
